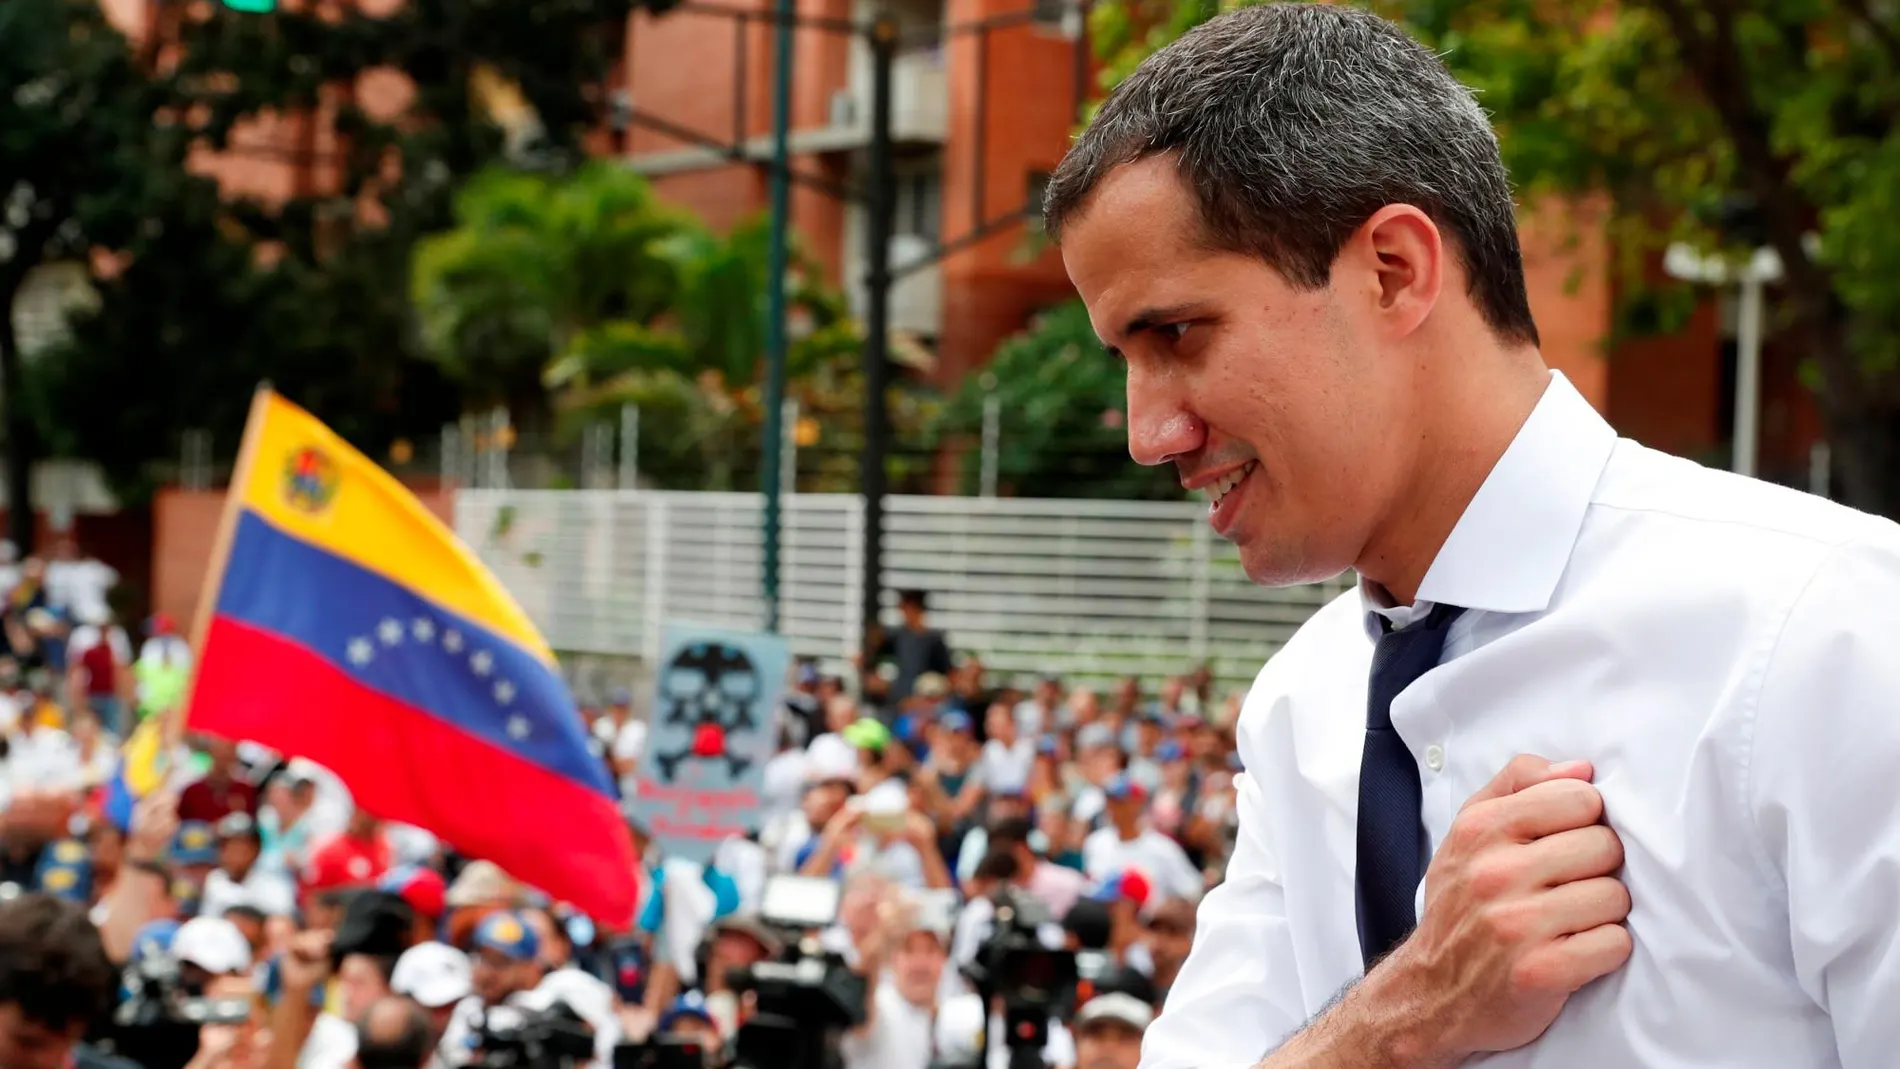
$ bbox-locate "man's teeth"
[1204,462,1255,507]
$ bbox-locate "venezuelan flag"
[100,718,170,831]
[186,389,638,925]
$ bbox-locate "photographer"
[838,889,950,1069]
[0,893,129,1069]
[438,912,544,1066]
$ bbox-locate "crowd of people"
[0,571,1248,1069]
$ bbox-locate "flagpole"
[173,384,276,752]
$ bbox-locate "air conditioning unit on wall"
[828,89,858,128]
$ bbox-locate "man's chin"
[1236,537,1334,590]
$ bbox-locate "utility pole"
[760,0,796,633]
[859,18,897,655]
[620,0,1094,656]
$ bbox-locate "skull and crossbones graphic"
[654,642,759,781]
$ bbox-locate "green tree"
[34,0,660,505]
[936,301,1179,500]
[412,162,696,417]
[0,0,214,550]
[414,162,882,491]
[1089,0,1900,516]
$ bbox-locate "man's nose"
[1125,366,1203,467]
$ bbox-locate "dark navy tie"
[1356,602,1465,969]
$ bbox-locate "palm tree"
[412,162,869,491]
[410,161,694,419]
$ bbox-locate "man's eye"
[1163,322,1191,342]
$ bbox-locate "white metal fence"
[455,489,1352,693]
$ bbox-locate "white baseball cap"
[391,942,473,1009]
[1074,992,1154,1032]
[171,916,253,976]
[804,735,860,784]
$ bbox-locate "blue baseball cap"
[171,821,219,866]
[1103,774,1147,803]
[939,710,974,735]
[33,839,92,904]
[1036,734,1061,756]
[473,911,540,961]
[1156,740,1186,763]
[658,990,717,1033]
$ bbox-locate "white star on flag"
[377,618,404,646]
[442,629,464,654]
[471,650,494,676]
[507,715,531,740]
[412,618,435,643]
[346,637,374,666]
[494,680,516,705]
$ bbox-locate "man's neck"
[1115,822,1142,843]
[1357,355,1549,605]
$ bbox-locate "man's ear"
[1344,204,1444,340]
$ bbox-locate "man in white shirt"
[43,539,116,626]
[976,703,1035,798]
[1047,5,1900,1068]
[841,896,954,1069]
[1080,776,1202,905]
[198,812,297,920]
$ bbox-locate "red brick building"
[103,0,1830,492]
[619,2,1830,490]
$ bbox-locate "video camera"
[727,875,866,1069]
[472,1001,598,1069]
[613,875,878,1069]
[96,953,253,1069]
[954,887,1079,1069]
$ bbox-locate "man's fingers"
[1463,754,1594,809]
[1536,876,1631,937]
[1528,922,1634,994]
[1463,778,1604,846]
[1520,824,1625,887]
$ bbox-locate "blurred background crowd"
[0,561,1238,1069]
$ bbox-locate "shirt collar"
[1360,371,1616,635]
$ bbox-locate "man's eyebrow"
[1119,303,1202,342]
[1098,302,1203,361]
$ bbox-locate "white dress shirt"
[1146,372,1900,1069]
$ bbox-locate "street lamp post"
[1663,243,1784,479]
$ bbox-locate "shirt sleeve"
[1750,538,1900,1069]
[1140,771,1304,1069]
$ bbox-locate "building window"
[894,165,943,244]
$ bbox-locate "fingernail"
[1549,759,1591,777]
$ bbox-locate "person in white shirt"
[1080,776,1202,905]
[1052,5,1900,1068]
[43,538,117,626]
[198,812,297,920]
[975,702,1035,798]
[841,893,956,1069]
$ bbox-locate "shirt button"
[1424,744,1445,772]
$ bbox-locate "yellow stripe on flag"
[232,392,551,661]
[122,718,167,797]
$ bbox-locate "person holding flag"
[180,388,640,928]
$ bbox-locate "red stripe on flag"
[191,615,638,926]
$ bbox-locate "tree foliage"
[1089,0,1900,515]
[0,0,218,545]
[936,302,1178,500]
[413,162,928,492]
[29,0,644,506]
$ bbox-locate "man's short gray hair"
[1044,3,1539,347]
